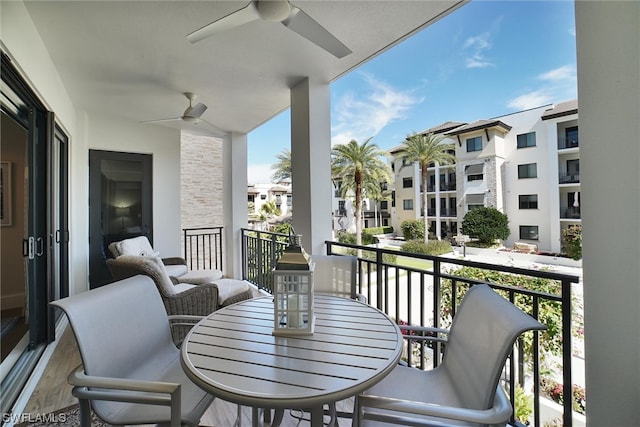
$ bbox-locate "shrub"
[401,220,424,241]
[337,231,356,245]
[272,222,293,236]
[541,378,586,415]
[514,385,534,425]
[562,224,582,260]
[461,207,510,244]
[401,239,452,256]
[337,231,377,245]
[363,226,394,235]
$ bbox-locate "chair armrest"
[162,257,187,266]
[68,365,182,426]
[163,282,218,316]
[359,386,512,426]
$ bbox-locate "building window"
[518,163,537,179]
[403,199,413,210]
[519,225,539,240]
[565,126,579,148]
[519,194,538,209]
[403,177,413,188]
[380,200,388,210]
[465,163,483,181]
[466,136,482,152]
[517,132,536,148]
[260,194,267,199]
[286,195,292,206]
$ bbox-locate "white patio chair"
[50,275,216,427]
[312,254,365,302]
[353,284,546,427]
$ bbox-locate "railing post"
[562,278,573,427]
[376,247,383,312]
[432,259,442,367]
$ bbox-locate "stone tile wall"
[180,132,224,260]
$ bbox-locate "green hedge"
[401,239,452,256]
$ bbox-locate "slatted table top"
[181,295,402,413]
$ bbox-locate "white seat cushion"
[173,283,197,294]
[212,278,250,304]
[177,269,223,284]
[117,236,160,257]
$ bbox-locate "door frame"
[88,149,153,288]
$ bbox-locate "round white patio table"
[181,294,402,427]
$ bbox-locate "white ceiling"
[23,0,466,136]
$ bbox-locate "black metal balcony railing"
[559,173,580,184]
[242,229,289,291]
[425,208,457,217]
[558,137,580,150]
[562,207,582,219]
[241,229,581,427]
[183,227,223,271]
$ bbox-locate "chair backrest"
[311,255,357,299]
[108,235,159,258]
[50,275,178,384]
[441,284,545,410]
[107,255,177,296]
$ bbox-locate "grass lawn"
[384,246,434,270]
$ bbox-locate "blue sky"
[247,0,577,184]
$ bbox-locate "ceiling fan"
[142,93,225,136]
[187,0,352,59]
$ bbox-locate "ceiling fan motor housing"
[257,0,291,22]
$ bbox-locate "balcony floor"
[21,325,355,426]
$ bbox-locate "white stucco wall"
[1,1,182,296]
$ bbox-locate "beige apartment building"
[384,100,579,253]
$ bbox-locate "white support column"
[576,1,639,426]
[290,78,332,255]
[546,124,561,253]
[223,132,248,278]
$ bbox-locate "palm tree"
[332,138,391,247]
[260,200,281,227]
[401,132,455,243]
[271,149,292,182]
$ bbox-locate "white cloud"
[248,164,276,185]
[331,73,423,145]
[463,32,494,69]
[507,64,577,111]
[507,90,553,110]
[538,65,576,82]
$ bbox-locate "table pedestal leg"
[251,407,259,427]
[311,406,324,427]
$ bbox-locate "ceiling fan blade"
[199,119,227,137]
[282,6,352,58]
[141,117,182,124]
[184,102,207,118]
[187,2,261,44]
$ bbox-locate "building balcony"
[558,137,580,150]
[562,207,582,219]
[559,173,580,184]
[238,229,582,427]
